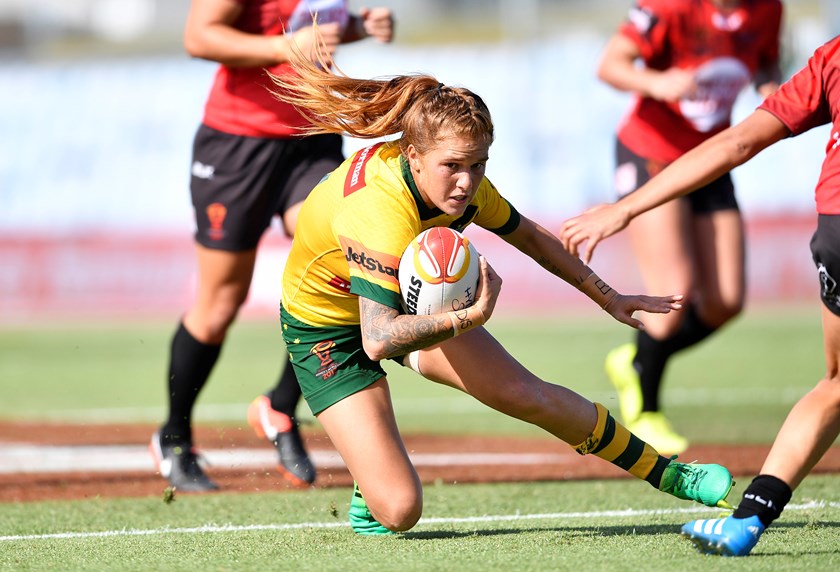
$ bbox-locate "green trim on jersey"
[349,279,402,310]
[488,202,521,235]
[400,155,442,220]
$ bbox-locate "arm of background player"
[560,109,790,264]
[596,32,695,103]
[184,0,341,68]
[342,7,395,44]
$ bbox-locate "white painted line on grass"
[1,501,836,543]
[0,444,575,474]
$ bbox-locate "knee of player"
[371,493,423,532]
[701,297,744,327]
[202,307,241,338]
[816,373,840,404]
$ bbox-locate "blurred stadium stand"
[0,1,837,321]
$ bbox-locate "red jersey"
[202,0,349,138]
[616,0,782,162]
[760,36,840,214]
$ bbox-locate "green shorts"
[280,305,396,415]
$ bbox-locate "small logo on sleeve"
[344,143,383,196]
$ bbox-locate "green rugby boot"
[659,460,734,509]
[605,343,643,424]
[349,482,393,535]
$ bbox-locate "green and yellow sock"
[574,403,670,487]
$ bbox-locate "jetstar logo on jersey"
[340,236,399,285]
[344,143,383,196]
[310,340,339,380]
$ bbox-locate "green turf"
[1,308,838,570]
[0,476,838,571]
[0,307,826,444]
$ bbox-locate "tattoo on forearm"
[594,278,613,297]
[453,307,472,331]
[359,298,455,357]
[536,256,564,278]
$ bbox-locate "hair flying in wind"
[269,27,494,155]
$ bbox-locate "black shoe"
[275,422,317,486]
[248,395,316,486]
[149,431,219,492]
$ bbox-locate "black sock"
[160,322,221,446]
[268,362,302,417]
[634,305,716,412]
[733,475,792,527]
[644,455,673,489]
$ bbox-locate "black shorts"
[190,125,344,250]
[615,138,739,214]
[810,214,840,316]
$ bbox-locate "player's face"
[406,134,489,216]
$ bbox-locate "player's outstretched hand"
[604,293,683,330]
[560,203,630,264]
[474,255,502,323]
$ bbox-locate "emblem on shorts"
[311,340,339,380]
[206,202,227,241]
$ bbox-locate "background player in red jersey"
[595,0,783,453]
[149,0,394,492]
[561,33,840,558]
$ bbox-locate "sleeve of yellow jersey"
[473,178,521,236]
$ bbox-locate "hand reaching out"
[560,203,631,264]
[604,293,684,330]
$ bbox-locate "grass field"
[2,307,839,570]
[1,478,838,570]
[0,306,827,442]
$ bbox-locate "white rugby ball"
[399,227,480,315]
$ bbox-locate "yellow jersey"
[281,141,520,326]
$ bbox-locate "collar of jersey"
[400,155,444,221]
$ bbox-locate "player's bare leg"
[759,305,840,488]
[316,377,422,533]
[183,245,256,344]
[413,327,733,507]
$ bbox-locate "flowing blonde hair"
[269,29,494,155]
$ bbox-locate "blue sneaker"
[680,515,766,556]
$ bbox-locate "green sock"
[348,483,393,535]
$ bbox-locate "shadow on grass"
[402,522,679,540]
[402,519,840,553]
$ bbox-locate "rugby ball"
[399,227,480,315]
